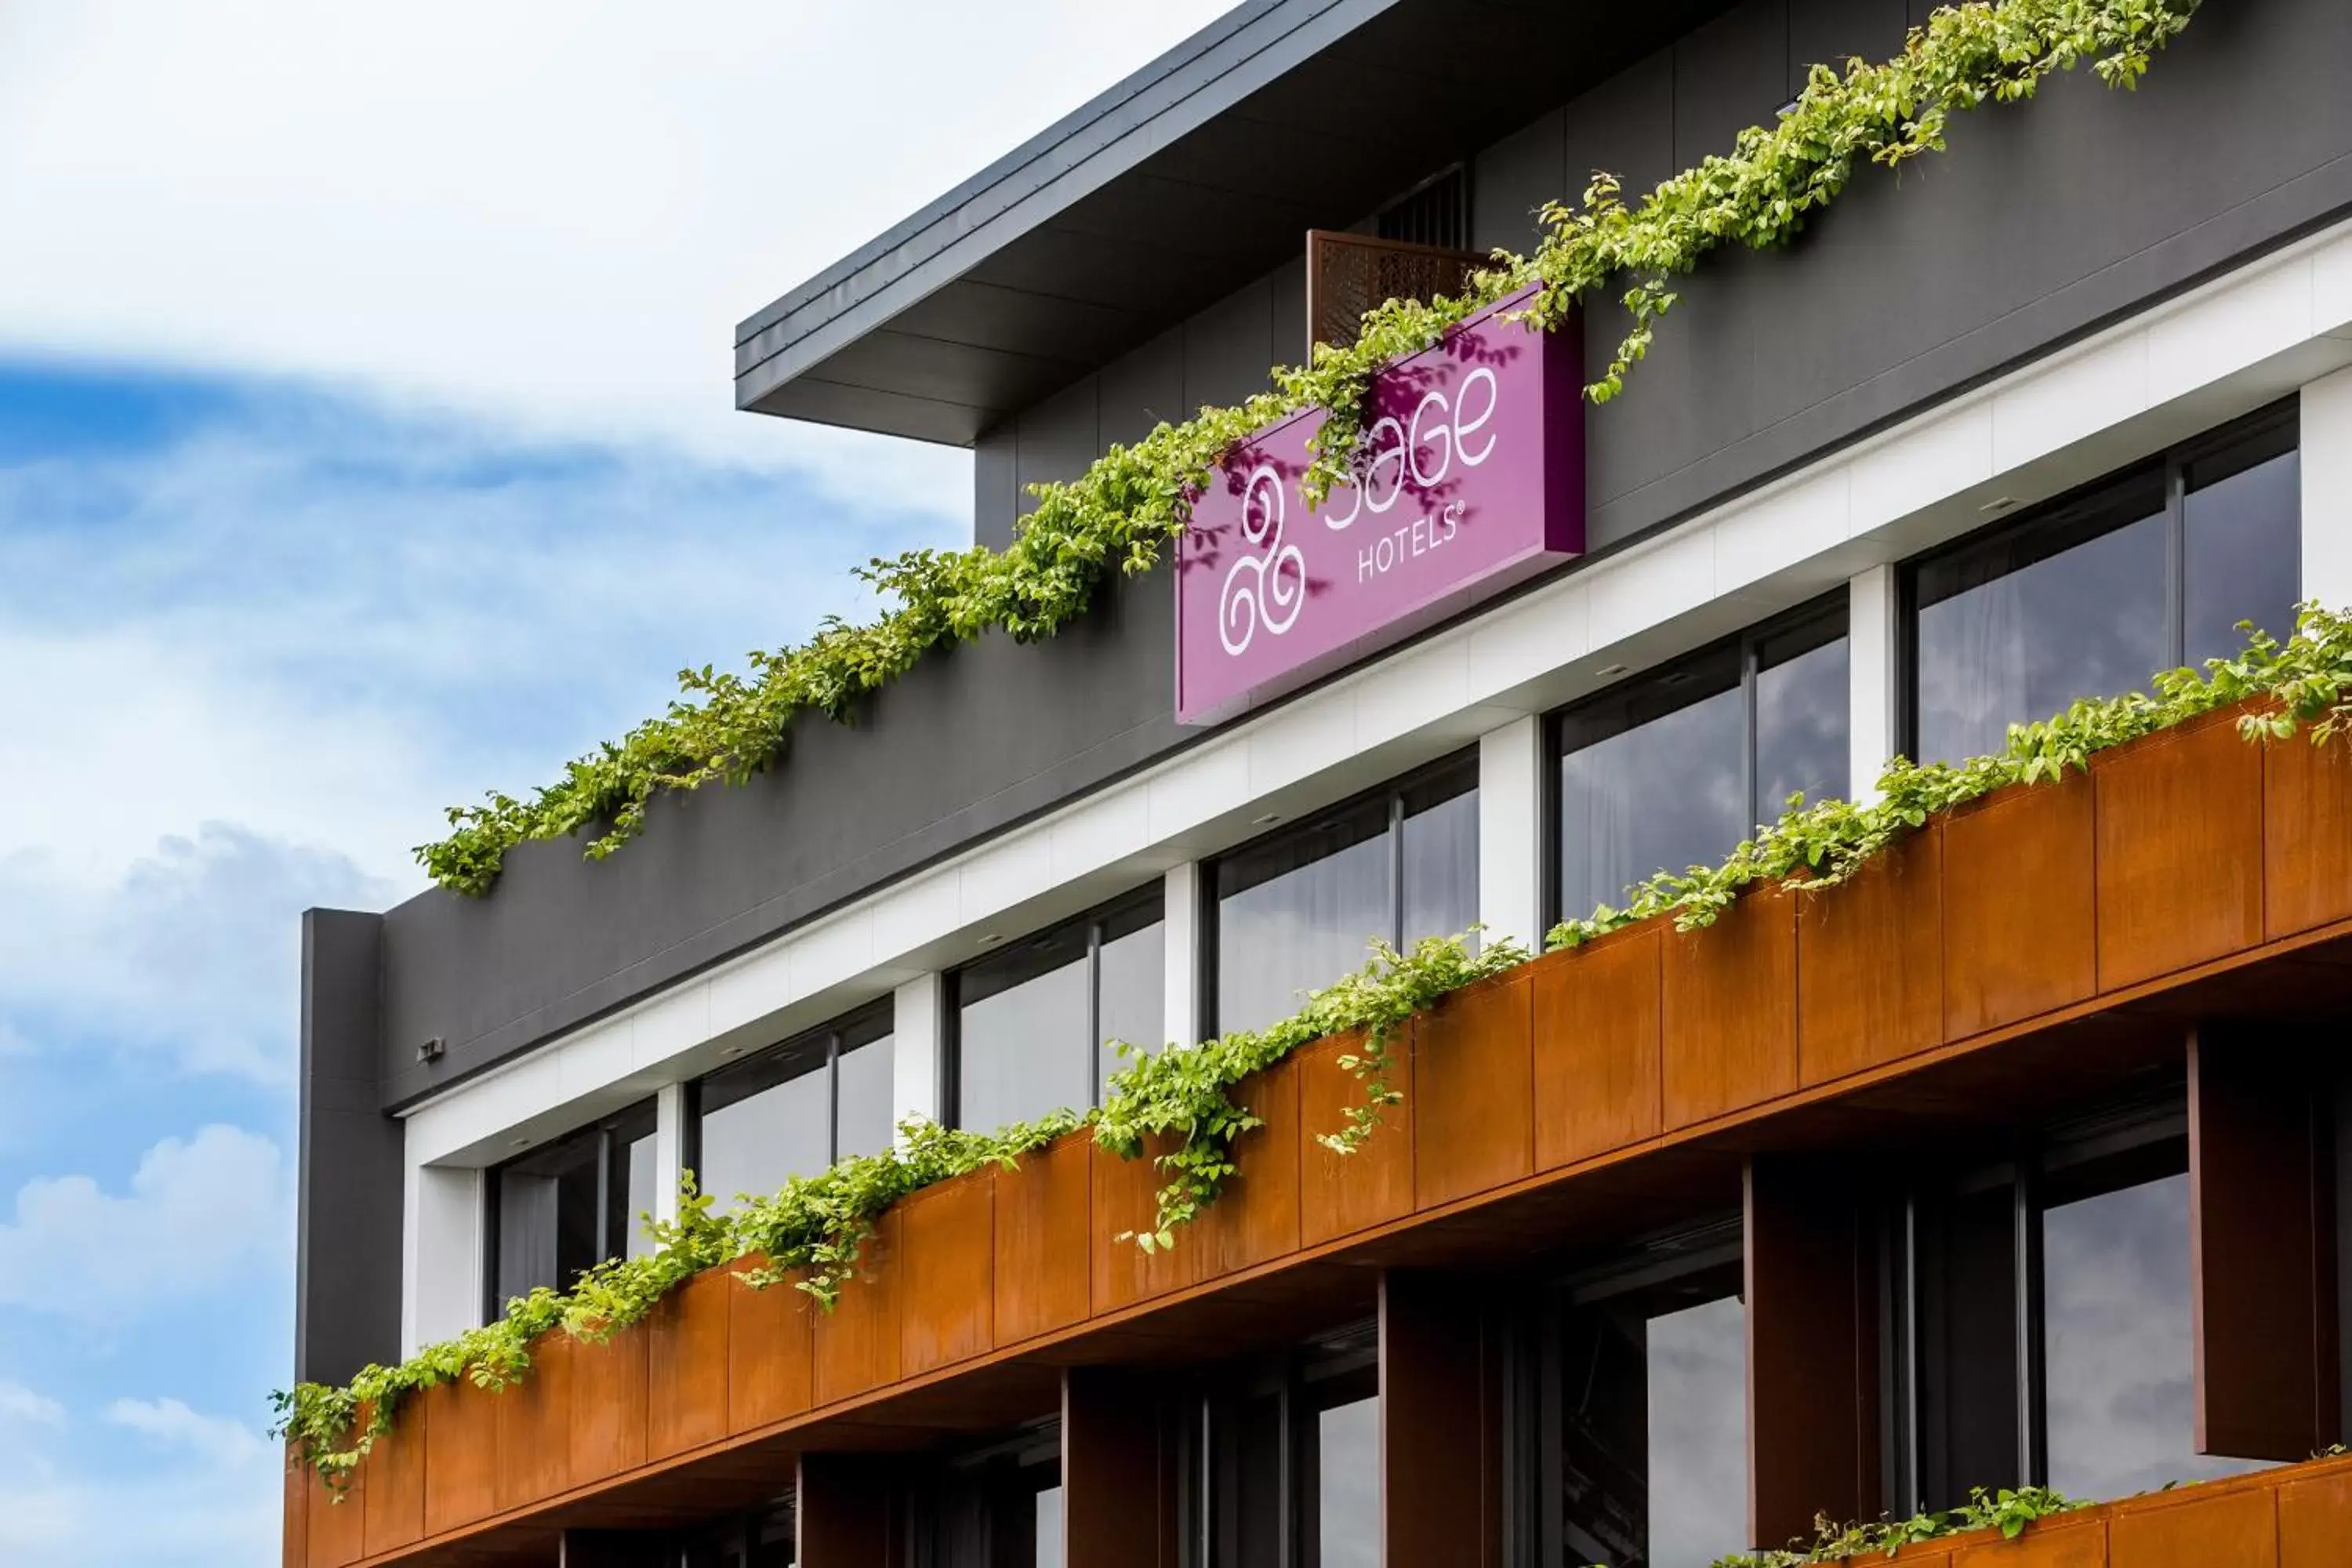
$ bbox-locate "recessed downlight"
[1251,811,1282,826]
[1596,662,1632,678]
[1980,495,2020,514]
[977,933,1004,948]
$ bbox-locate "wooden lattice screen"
[1305,229,1488,354]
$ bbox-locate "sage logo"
[1216,462,1306,655]
[1321,365,1501,532]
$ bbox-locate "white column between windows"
[1163,860,1202,1050]
[891,971,946,1136]
[2300,367,2352,610]
[401,1156,485,1356]
[1847,564,1902,807]
[1477,714,1544,953]
[652,1081,686,1224]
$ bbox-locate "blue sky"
[0,4,1229,1561]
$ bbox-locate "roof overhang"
[734,0,1726,445]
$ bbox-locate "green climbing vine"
[415,0,2202,897]
[1544,604,2352,953]
[1713,1486,2086,1568]
[283,606,2352,1493]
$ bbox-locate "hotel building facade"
[289,0,2352,1563]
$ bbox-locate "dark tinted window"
[694,1003,894,1212]
[1546,1226,1748,1568]
[2042,1164,2259,1499]
[1554,604,1848,924]
[951,888,1164,1130]
[1911,406,2298,764]
[488,1099,657,1312]
[1213,757,1478,1036]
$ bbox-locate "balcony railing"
[1304,229,1487,353]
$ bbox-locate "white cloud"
[0,401,964,887]
[0,1395,278,1566]
[0,1127,289,1320]
[0,0,1233,494]
[104,1399,270,1472]
[0,1384,65,1427]
[0,826,387,1081]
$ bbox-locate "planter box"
[812,1208,902,1406]
[728,1256,813,1432]
[1798,824,1944,1085]
[991,1132,1093,1344]
[358,1396,426,1558]
[1297,1029,1414,1247]
[1942,770,2098,1036]
[1662,884,1798,1128]
[1410,971,1536,1209]
[570,1315,649,1479]
[419,1376,498,1535]
[2094,706,2266,991]
[1190,1061,1302,1277]
[1091,1128,1200,1310]
[646,1265,731,1457]
[493,1331,573,1513]
[2263,718,2352,939]
[899,1174,994,1377]
[1530,927,1662,1169]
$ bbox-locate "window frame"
[1886,1080,2199,1511]
[944,882,1166,1131]
[1529,1213,1749,1568]
[684,998,895,1199]
[481,1097,658,1322]
[1898,399,2300,760]
[1200,748,1479,1038]
[1543,593,1849,931]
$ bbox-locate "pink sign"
[1174,287,1583,724]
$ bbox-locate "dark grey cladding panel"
[975,422,1019,551]
[1788,0,1907,95]
[1474,107,1566,257]
[1561,48,1677,223]
[1271,256,1308,369]
[298,908,403,1385]
[1584,0,2352,547]
[1100,326,1189,452]
[377,0,2352,1105]
[1185,272,1280,414]
[379,564,1182,1104]
[1015,377,1105,506]
[1675,0,1791,169]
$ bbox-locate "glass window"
[951,888,1164,1131]
[1911,405,2298,764]
[918,1425,1062,1568]
[1202,1323,1378,1568]
[487,1099,658,1315]
[1213,756,1479,1036]
[1548,1230,1748,1568]
[2183,422,2300,667]
[692,1003,894,1213]
[1307,1389,1379,1568]
[1554,604,1848,926]
[1904,1091,2267,1512]
[2042,1171,2259,1500]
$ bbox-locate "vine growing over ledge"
[283,608,2352,1490]
[1711,1486,2085,1568]
[416,0,2201,896]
